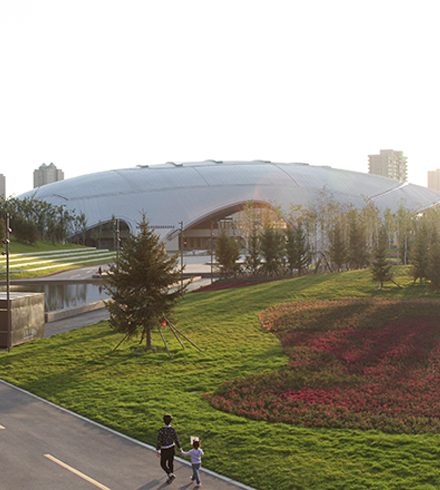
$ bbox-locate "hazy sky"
[1,0,439,197]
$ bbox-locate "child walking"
[180,439,204,487]
[156,413,182,484]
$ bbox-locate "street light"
[113,218,121,258]
[210,221,214,284]
[2,214,12,352]
[179,221,184,289]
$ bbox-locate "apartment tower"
[368,149,407,182]
[428,169,440,191]
[33,163,64,188]
[0,174,5,198]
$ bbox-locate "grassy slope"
[0,238,112,278]
[4,238,84,254]
[1,267,440,490]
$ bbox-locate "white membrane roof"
[18,161,440,241]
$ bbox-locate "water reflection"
[0,283,110,312]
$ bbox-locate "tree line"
[1,192,439,290]
[214,194,440,291]
[0,196,87,245]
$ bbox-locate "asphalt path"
[2,261,254,490]
[44,308,111,337]
[0,380,256,490]
[34,257,213,282]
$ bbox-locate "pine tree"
[260,226,286,276]
[286,223,311,276]
[103,215,184,350]
[328,222,346,272]
[215,227,241,278]
[427,233,440,292]
[411,220,430,285]
[244,230,261,275]
[371,226,393,289]
[347,210,369,269]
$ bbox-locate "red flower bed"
[205,299,440,433]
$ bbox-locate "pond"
[0,283,110,312]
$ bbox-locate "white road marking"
[0,424,5,429]
[44,454,112,490]
[1,380,254,490]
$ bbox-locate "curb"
[0,379,258,490]
[45,300,106,323]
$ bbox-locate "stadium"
[19,160,440,251]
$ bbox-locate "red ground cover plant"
[205,299,440,433]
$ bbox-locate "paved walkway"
[44,308,111,337]
[2,259,256,490]
[17,255,214,282]
[0,380,256,490]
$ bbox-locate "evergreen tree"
[411,220,430,285]
[328,221,346,271]
[427,233,440,292]
[243,230,261,275]
[371,226,393,288]
[260,226,286,276]
[347,209,369,269]
[104,215,184,350]
[285,223,311,276]
[214,227,241,278]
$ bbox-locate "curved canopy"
[19,160,440,243]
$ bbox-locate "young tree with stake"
[104,215,185,350]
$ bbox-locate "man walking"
[156,413,182,484]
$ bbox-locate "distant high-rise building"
[428,169,440,191]
[33,163,64,188]
[368,149,407,182]
[0,174,5,198]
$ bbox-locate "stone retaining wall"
[0,293,45,348]
[45,300,107,323]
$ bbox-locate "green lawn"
[1,238,93,255]
[0,238,114,278]
[1,267,440,490]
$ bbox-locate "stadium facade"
[18,160,440,251]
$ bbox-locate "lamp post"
[210,221,214,284]
[113,218,121,258]
[179,221,184,289]
[2,214,11,352]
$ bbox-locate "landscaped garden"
[1,266,440,489]
[207,298,440,434]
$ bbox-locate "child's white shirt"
[181,448,204,465]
